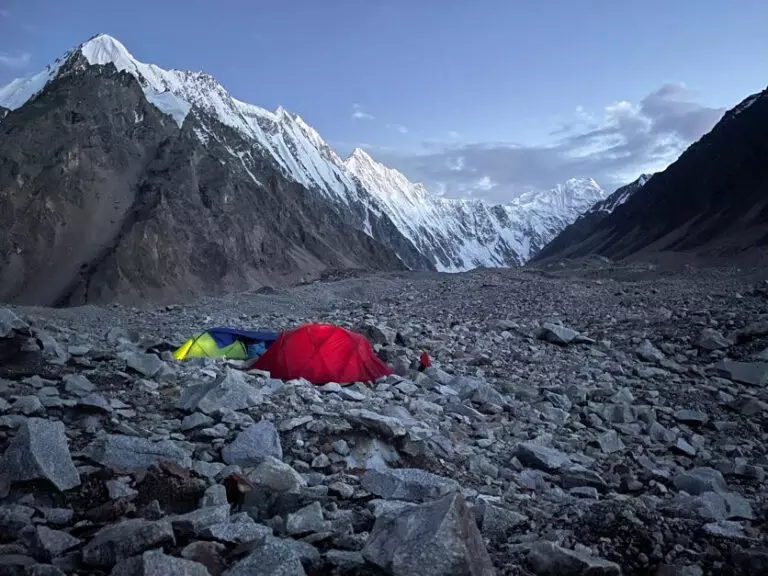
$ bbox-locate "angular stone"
[86,434,192,469]
[527,541,621,575]
[325,549,366,571]
[201,484,229,507]
[224,536,306,576]
[363,493,494,576]
[673,467,728,495]
[29,526,80,561]
[344,409,407,438]
[538,322,581,345]
[636,340,664,362]
[119,351,166,378]
[181,541,228,576]
[339,388,367,402]
[701,520,747,540]
[179,369,262,414]
[111,550,211,576]
[170,505,230,538]
[597,430,625,454]
[221,422,282,466]
[12,396,44,415]
[513,442,572,472]
[82,519,175,568]
[560,467,608,492]
[26,565,68,576]
[570,486,600,499]
[0,308,28,337]
[674,438,697,457]
[3,418,80,491]
[0,505,35,540]
[286,502,329,535]
[715,360,768,386]
[696,328,731,351]
[202,516,272,544]
[247,456,306,494]
[77,393,112,413]
[674,409,708,425]
[181,412,215,431]
[62,374,95,396]
[361,468,461,503]
[476,501,528,542]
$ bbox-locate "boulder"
[362,493,495,576]
[527,541,621,575]
[82,519,175,568]
[513,442,572,472]
[86,434,192,469]
[179,369,263,414]
[3,418,80,491]
[112,550,211,576]
[223,536,306,576]
[221,422,282,466]
[344,409,407,438]
[696,328,731,351]
[361,467,461,502]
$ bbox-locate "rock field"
[0,261,767,575]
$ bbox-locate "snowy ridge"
[0,33,607,270]
[344,149,605,270]
[587,174,651,215]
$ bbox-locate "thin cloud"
[0,51,31,69]
[386,123,408,134]
[378,82,726,203]
[351,103,374,120]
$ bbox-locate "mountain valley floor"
[1,260,767,575]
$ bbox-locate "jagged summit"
[0,33,608,304]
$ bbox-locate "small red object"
[419,351,432,369]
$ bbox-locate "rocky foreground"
[0,262,767,575]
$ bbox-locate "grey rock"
[476,501,528,542]
[170,505,230,538]
[39,508,74,526]
[86,434,192,469]
[78,393,112,413]
[517,469,547,491]
[325,550,366,571]
[560,467,608,492]
[82,518,175,568]
[29,526,80,560]
[179,369,262,414]
[358,323,396,345]
[362,493,494,576]
[338,388,367,402]
[0,308,28,337]
[201,516,272,544]
[721,492,754,520]
[26,565,68,576]
[247,456,306,493]
[201,484,229,507]
[527,541,621,575]
[674,438,697,457]
[649,422,675,443]
[3,418,80,491]
[609,388,635,405]
[62,374,95,396]
[597,430,625,454]
[328,482,354,499]
[181,413,215,431]
[12,396,44,415]
[715,360,768,386]
[673,467,728,495]
[636,340,664,362]
[119,351,166,377]
[193,461,226,479]
[0,505,35,540]
[106,478,138,500]
[696,328,731,350]
[674,409,708,425]
[567,485,598,499]
[344,409,407,438]
[311,453,330,469]
[538,322,580,345]
[286,502,329,535]
[111,550,211,576]
[224,536,307,576]
[513,442,572,472]
[221,421,282,466]
[361,468,461,502]
[701,520,747,540]
[368,499,417,518]
[332,439,350,456]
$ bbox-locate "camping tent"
[252,323,392,385]
[173,328,280,361]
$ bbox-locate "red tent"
[253,323,392,385]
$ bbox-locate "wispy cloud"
[378,82,726,202]
[386,123,408,134]
[0,51,31,69]
[351,103,374,120]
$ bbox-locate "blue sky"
[1,0,766,200]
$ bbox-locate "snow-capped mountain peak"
[0,33,606,273]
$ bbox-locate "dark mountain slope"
[0,57,404,306]
[534,88,768,262]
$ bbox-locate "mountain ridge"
[0,33,608,304]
